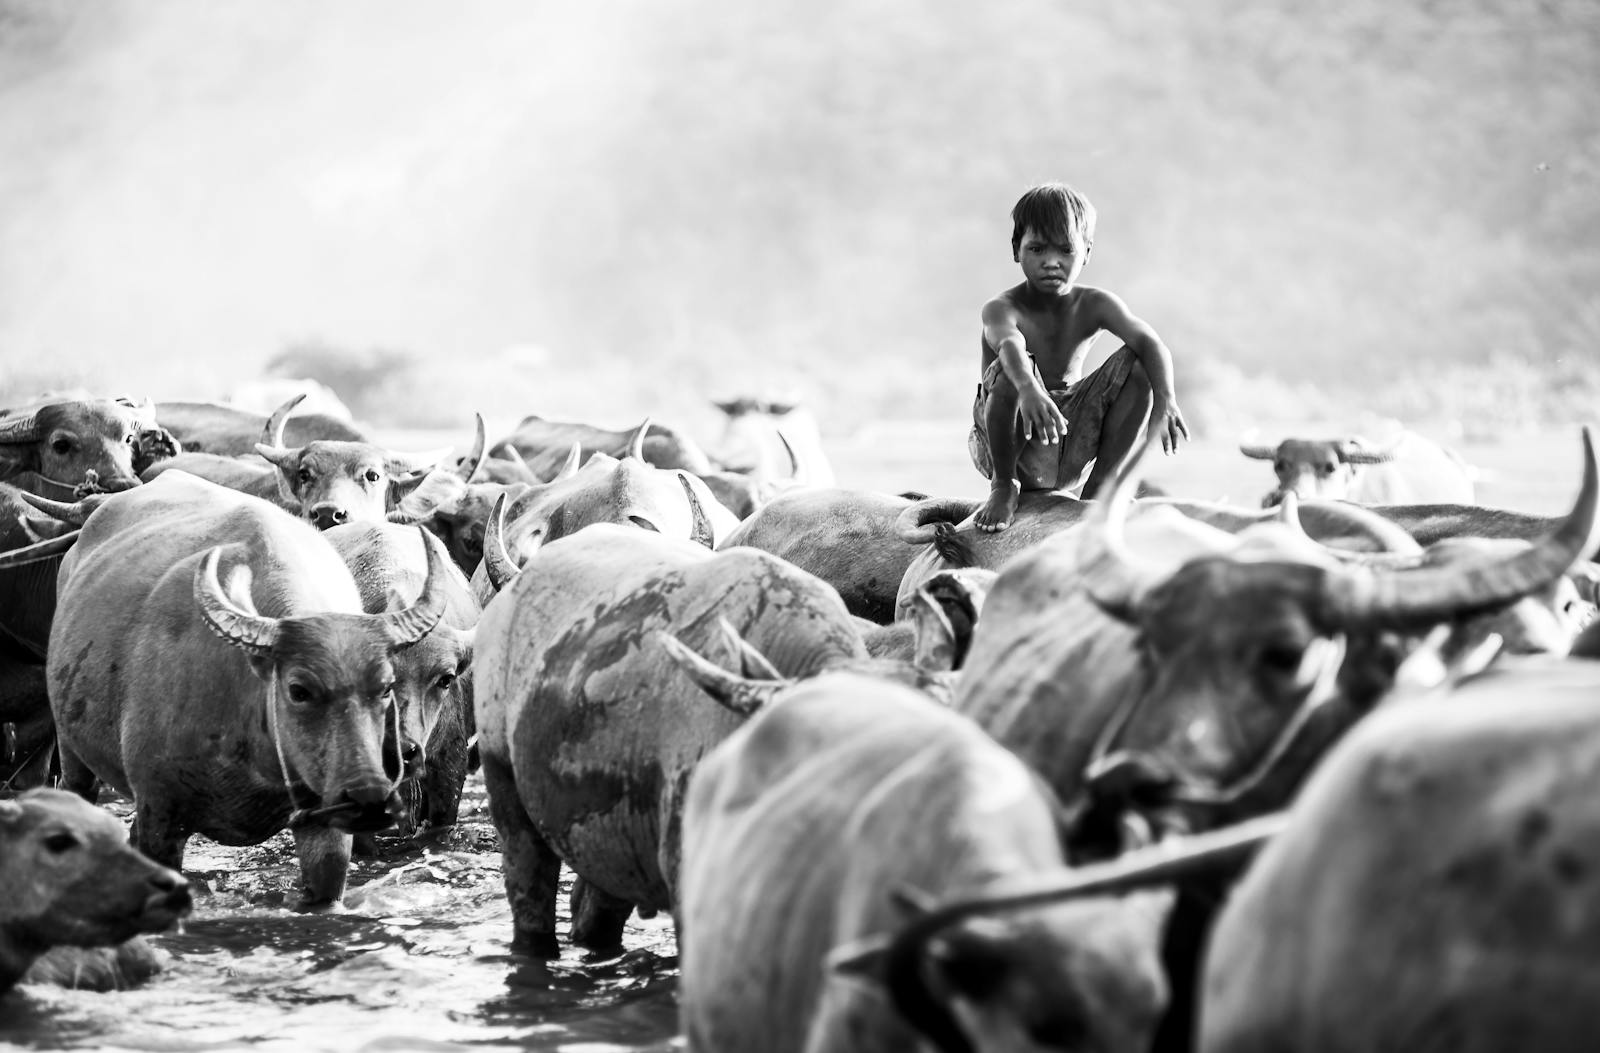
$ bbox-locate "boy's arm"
[1089,290,1190,454]
[982,298,1068,445]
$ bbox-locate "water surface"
[1,777,682,1053]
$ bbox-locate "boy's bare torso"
[980,281,1107,389]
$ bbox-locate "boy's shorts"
[968,345,1137,493]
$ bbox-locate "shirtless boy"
[970,182,1189,531]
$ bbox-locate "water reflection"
[0,776,682,1052]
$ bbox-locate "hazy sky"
[2,1,1593,432]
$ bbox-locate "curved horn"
[1239,442,1279,461]
[1323,427,1600,628]
[716,617,782,679]
[776,427,804,484]
[654,630,785,716]
[895,497,984,545]
[194,547,278,656]
[18,490,102,527]
[679,474,716,549]
[1339,437,1399,465]
[456,414,488,483]
[626,418,652,462]
[0,413,41,445]
[0,530,81,570]
[481,491,521,593]
[261,393,307,448]
[552,442,583,482]
[1084,434,1169,618]
[380,528,451,647]
[850,810,1288,977]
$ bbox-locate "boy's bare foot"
[975,481,1020,533]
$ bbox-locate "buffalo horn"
[715,617,783,679]
[1339,437,1399,465]
[1323,426,1600,628]
[776,427,803,484]
[680,474,716,549]
[481,491,521,593]
[0,530,81,569]
[1238,442,1279,461]
[0,413,40,445]
[261,393,307,449]
[552,442,583,482]
[1084,433,1169,618]
[626,417,652,461]
[844,810,1288,971]
[456,414,488,483]
[379,528,451,647]
[654,630,784,717]
[194,547,279,656]
[18,490,103,526]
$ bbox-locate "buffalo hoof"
[511,927,561,959]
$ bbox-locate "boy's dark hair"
[1010,182,1097,259]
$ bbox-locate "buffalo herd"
[1,391,1598,1051]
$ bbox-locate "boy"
[970,182,1189,531]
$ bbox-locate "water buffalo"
[710,396,835,488]
[324,522,480,835]
[469,439,733,604]
[473,524,869,956]
[0,396,174,498]
[952,428,1599,1049]
[48,471,452,908]
[1200,655,1600,1053]
[155,398,368,456]
[147,397,483,534]
[679,672,1171,1053]
[717,487,927,623]
[493,413,716,477]
[892,490,1430,618]
[1240,430,1475,506]
[0,789,191,993]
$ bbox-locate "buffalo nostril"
[309,506,348,530]
[149,869,188,894]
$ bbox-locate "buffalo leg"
[569,877,631,954]
[481,753,562,957]
[131,799,188,872]
[56,740,98,802]
[420,707,470,831]
[294,825,354,909]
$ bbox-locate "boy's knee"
[1125,357,1152,395]
[986,368,1019,399]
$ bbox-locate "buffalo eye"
[1319,461,1337,476]
[1273,459,1287,474]
[51,437,73,455]
[435,672,456,691]
[43,831,78,854]
[123,432,137,445]
[297,467,313,484]
[363,469,381,484]
[286,683,314,704]
[1258,640,1305,674]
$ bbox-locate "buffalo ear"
[0,444,41,481]
[911,569,995,673]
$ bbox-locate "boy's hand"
[1019,389,1068,445]
[1154,397,1191,454]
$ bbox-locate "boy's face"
[1016,225,1089,295]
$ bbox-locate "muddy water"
[0,777,682,1052]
